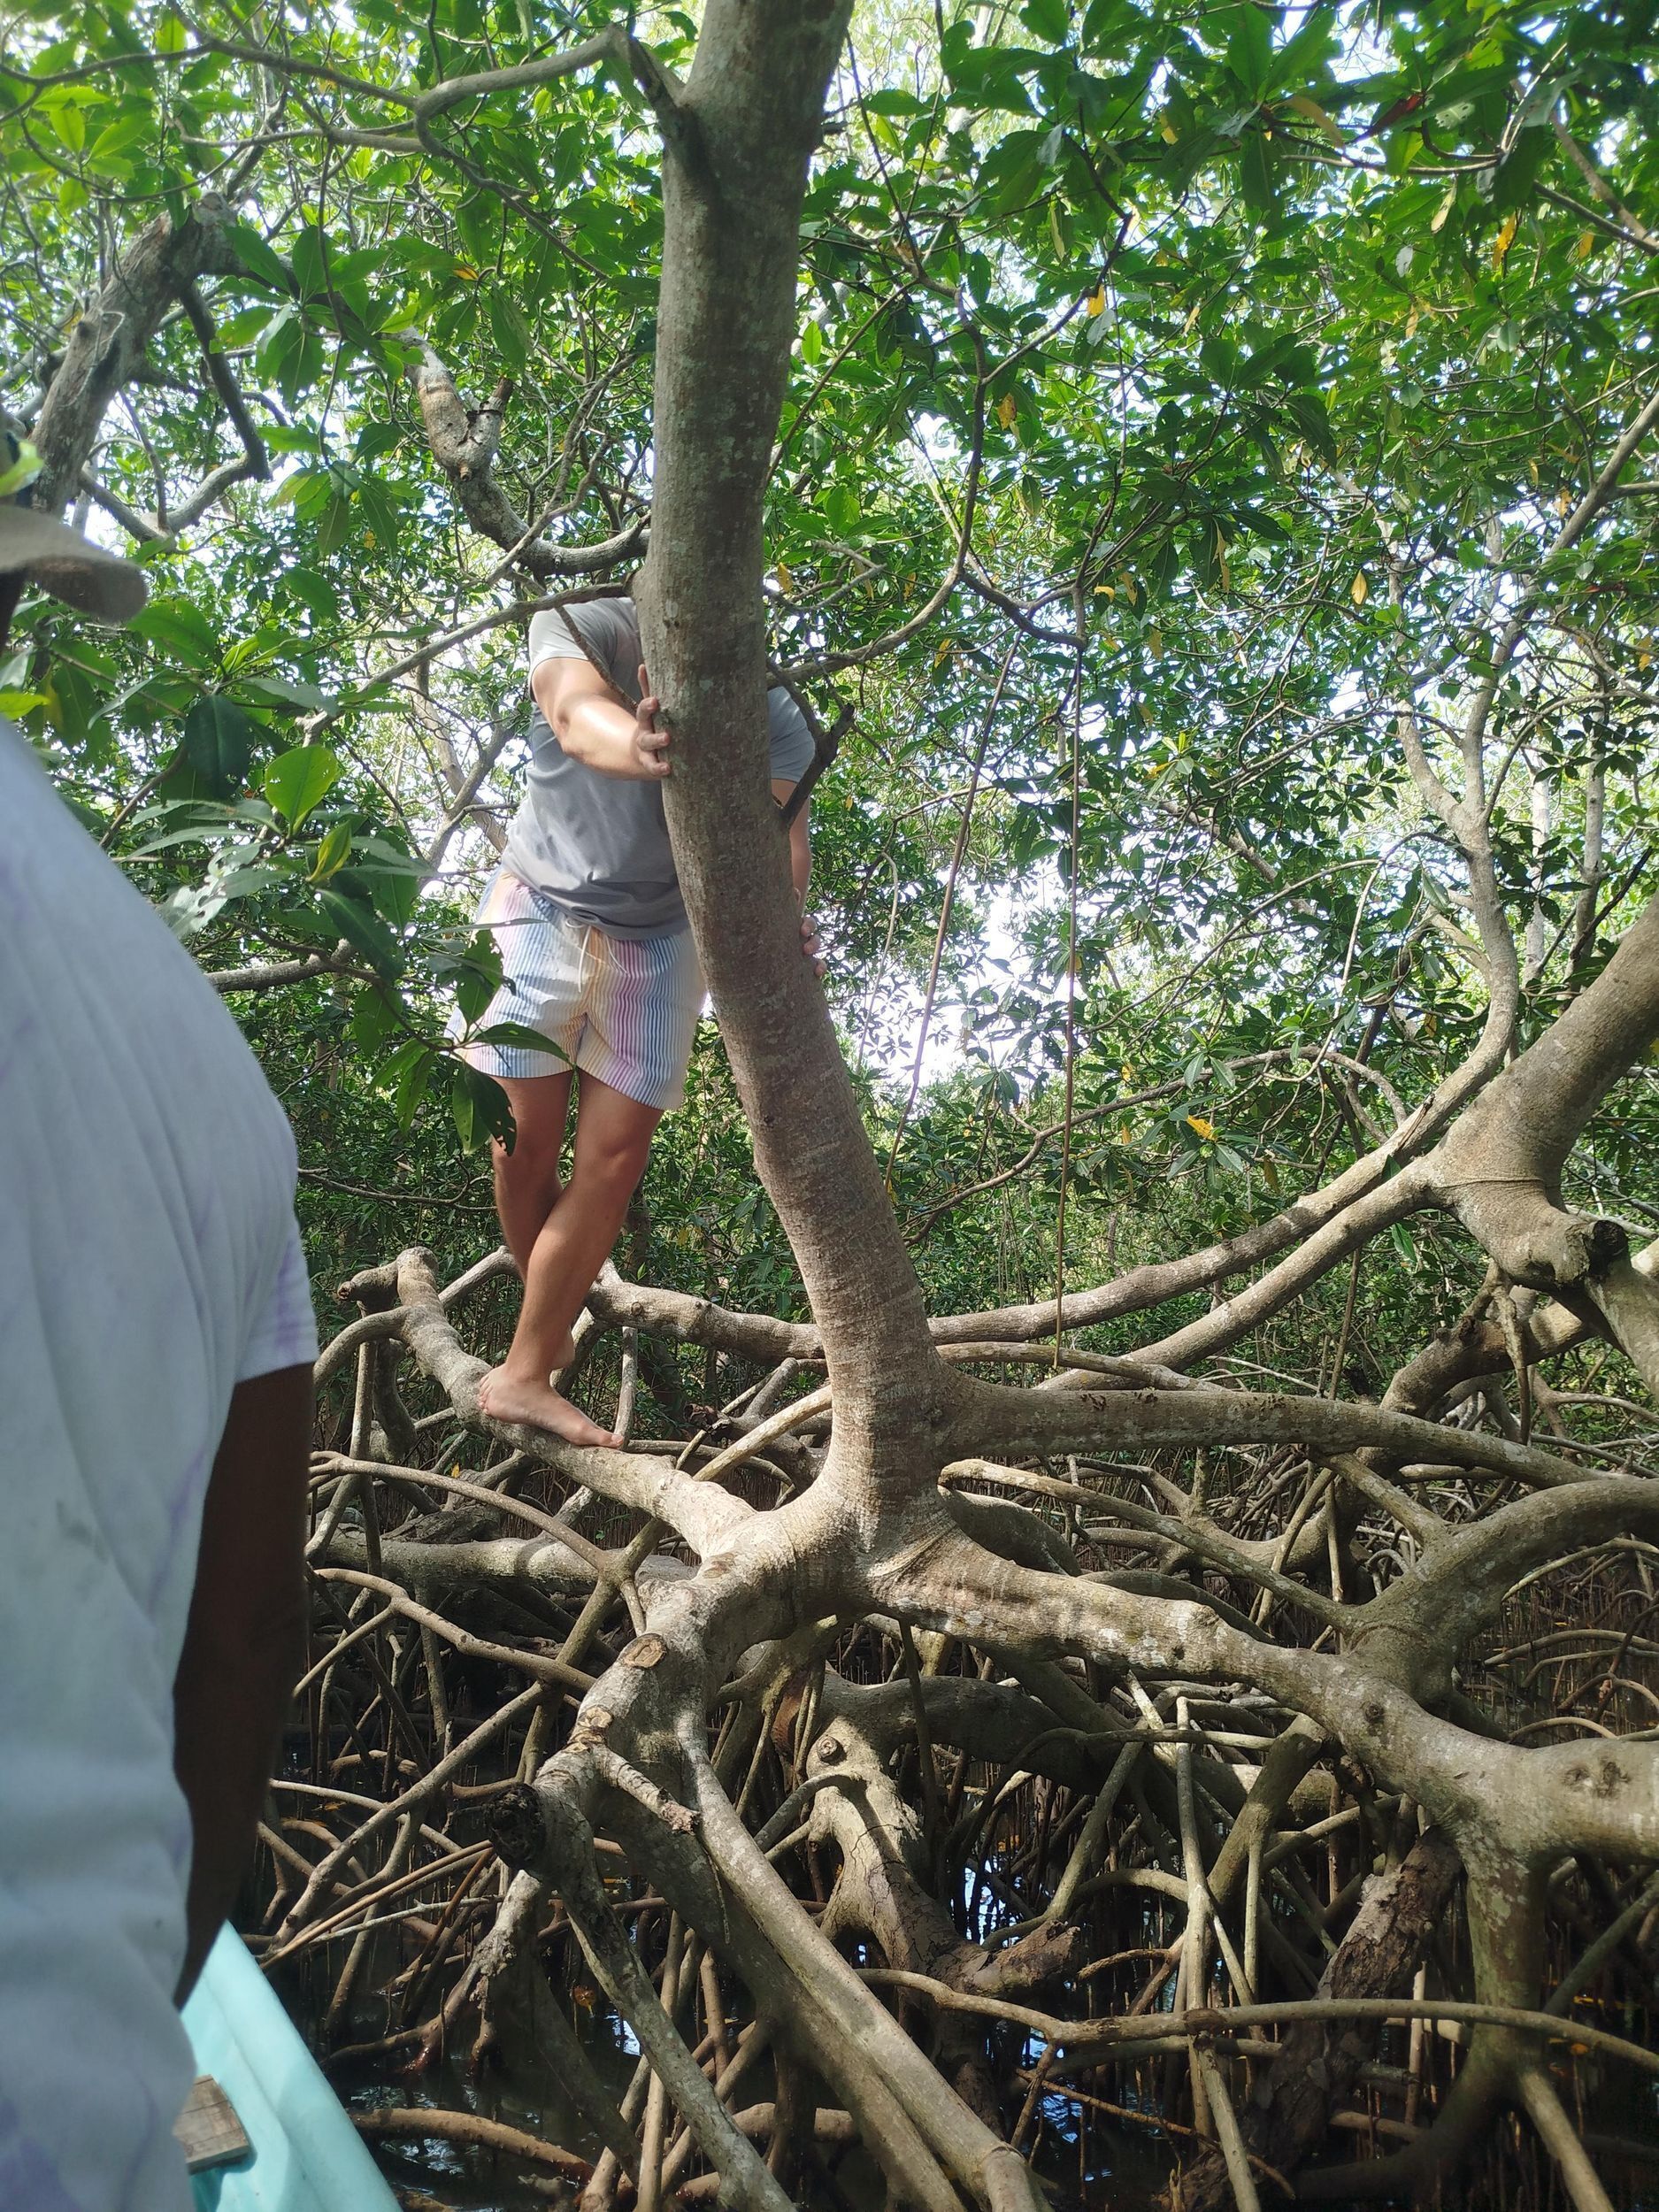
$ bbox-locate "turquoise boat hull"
[181,1926,400,2211]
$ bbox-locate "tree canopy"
[5,1,1659,2205]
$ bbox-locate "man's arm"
[532,656,669,780]
[172,1361,312,2001]
[773,781,824,971]
[773,780,811,902]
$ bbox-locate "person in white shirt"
[0,441,319,2212]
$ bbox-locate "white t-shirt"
[0,721,318,2211]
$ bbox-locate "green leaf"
[318,886,404,976]
[1222,1,1272,96]
[1239,130,1277,215]
[355,420,406,461]
[450,1061,517,1152]
[46,96,87,154]
[86,112,154,173]
[345,836,427,926]
[1489,126,1551,214]
[290,223,334,301]
[476,1020,569,1062]
[282,566,340,625]
[181,695,254,796]
[487,288,534,365]
[243,672,333,710]
[265,742,343,826]
[133,598,221,669]
[446,932,503,1022]
[227,223,292,294]
[349,981,407,1051]
[1020,0,1069,43]
[1284,389,1337,462]
[381,1038,436,1126]
[316,493,354,556]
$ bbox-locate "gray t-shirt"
[503,598,816,939]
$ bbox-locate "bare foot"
[478,1366,618,1448]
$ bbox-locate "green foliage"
[4,0,1657,1404]
[265,743,343,827]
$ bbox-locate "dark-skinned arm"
[172,1361,312,2001]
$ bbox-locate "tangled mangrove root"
[257,1127,1659,2212]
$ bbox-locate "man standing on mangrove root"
[452,588,819,1446]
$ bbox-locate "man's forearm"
[173,1363,311,2000]
[556,693,649,778]
[173,1601,303,1996]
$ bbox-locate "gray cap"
[0,502,149,625]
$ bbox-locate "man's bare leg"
[492,1069,573,1311]
[479,1072,662,1445]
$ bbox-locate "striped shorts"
[450,867,705,1111]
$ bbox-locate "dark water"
[279,1930,1659,2211]
[303,1951,1171,2208]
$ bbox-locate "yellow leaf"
[1159,119,1179,144]
[773,562,795,595]
[1404,301,1421,340]
[1493,211,1517,272]
[309,818,353,884]
[1639,649,1652,671]
[1119,574,1138,605]
[1147,628,1163,657]
[1350,572,1368,606]
[1429,180,1456,234]
[1572,229,1595,262]
[1286,93,1342,146]
[933,637,952,667]
[1095,584,1116,598]
[996,392,1018,428]
[454,262,479,280]
[1187,1114,1216,1141]
[1119,1124,1133,1143]
[1087,285,1106,316]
